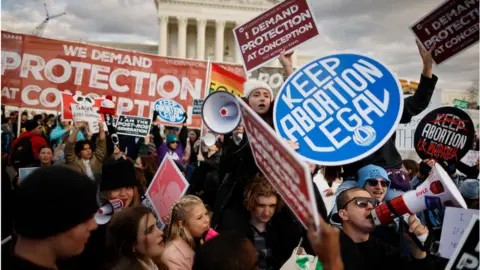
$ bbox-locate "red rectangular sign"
[233,0,319,72]
[237,97,319,229]
[1,31,246,128]
[410,0,479,65]
[146,155,189,225]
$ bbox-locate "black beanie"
[101,158,137,191]
[14,166,99,239]
[25,119,39,132]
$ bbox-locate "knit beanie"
[25,119,39,132]
[166,133,178,144]
[460,179,479,199]
[101,158,137,191]
[243,79,273,101]
[357,164,391,188]
[14,166,99,239]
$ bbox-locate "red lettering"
[416,188,428,197]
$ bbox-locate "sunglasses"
[340,197,379,210]
[366,179,388,187]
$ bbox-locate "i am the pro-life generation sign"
[274,54,403,165]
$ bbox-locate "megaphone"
[202,133,217,147]
[94,198,126,225]
[201,91,241,134]
[371,163,467,226]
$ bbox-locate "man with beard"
[334,188,435,270]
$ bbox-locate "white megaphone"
[94,198,126,225]
[371,163,467,226]
[202,133,217,147]
[201,91,241,134]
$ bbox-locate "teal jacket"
[50,124,84,146]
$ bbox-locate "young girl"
[106,206,166,270]
[161,195,210,269]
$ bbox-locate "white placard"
[439,207,479,259]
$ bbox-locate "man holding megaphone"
[334,187,435,270]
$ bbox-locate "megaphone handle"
[385,200,427,252]
[398,217,428,252]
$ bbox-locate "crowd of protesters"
[1,43,479,270]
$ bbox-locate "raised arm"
[94,121,106,163]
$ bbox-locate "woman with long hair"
[106,206,166,270]
[161,195,210,269]
[135,155,158,189]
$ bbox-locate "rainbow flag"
[209,63,245,97]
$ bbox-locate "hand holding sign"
[279,50,294,77]
[74,121,87,129]
[416,40,434,78]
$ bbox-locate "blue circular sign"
[273,53,403,165]
[154,98,186,124]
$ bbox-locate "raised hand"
[416,40,434,78]
[279,50,294,77]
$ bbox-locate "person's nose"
[366,203,375,210]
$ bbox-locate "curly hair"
[243,175,283,213]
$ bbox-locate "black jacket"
[343,74,438,177]
[190,150,222,207]
[340,230,435,270]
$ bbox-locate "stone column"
[196,19,207,60]
[158,16,169,56]
[234,21,243,64]
[177,16,188,58]
[215,20,226,62]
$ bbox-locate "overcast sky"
[2,0,479,89]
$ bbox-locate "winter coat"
[190,150,222,207]
[64,137,106,176]
[343,74,438,178]
[161,239,194,270]
[157,142,185,171]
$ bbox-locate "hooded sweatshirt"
[9,131,47,165]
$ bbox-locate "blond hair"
[166,195,204,249]
[243,175,283,212]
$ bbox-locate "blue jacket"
[50,125,84,146]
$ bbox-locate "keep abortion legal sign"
[273,54,403,165]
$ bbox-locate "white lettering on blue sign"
[273,54,403,165]
[154,98,186,124]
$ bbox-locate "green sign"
[453,99,469,109]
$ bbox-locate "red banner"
[410,0,479,65]
[1,31,245,128]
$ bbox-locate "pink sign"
[233,0,319,72]
[146,155,189,224]
[237,97,320,229]
[410,0,479,65]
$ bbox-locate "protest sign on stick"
[439,207,479,259]
[274,53,403,165]
[233,0,319,72]
[410,0,479,65]
[116,115,152,138]
[19,167,39,182]
[414,107,474,163]
[238,97,320,229]
[446,215,479,270]
[146,155,189,226]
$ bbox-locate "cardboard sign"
[410,0,479,65]
[19,167,39,182]
[414,107,474,163]
[446,215,479,270]
[233,0,319,72]
[238,97,320,229]
[61,93,103,120]
[274,54,403,165]
[1,31,247,128]
[145,155,189,225]
[116,115,152,137]
[439,207,479,259]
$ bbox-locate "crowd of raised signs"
[1,41,479,270]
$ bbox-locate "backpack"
[10,137,35,169]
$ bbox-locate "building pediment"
[154,0,277,11]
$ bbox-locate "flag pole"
[198,58,212,166]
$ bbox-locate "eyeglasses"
[366,179,388,187]
[340,197,379,210]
